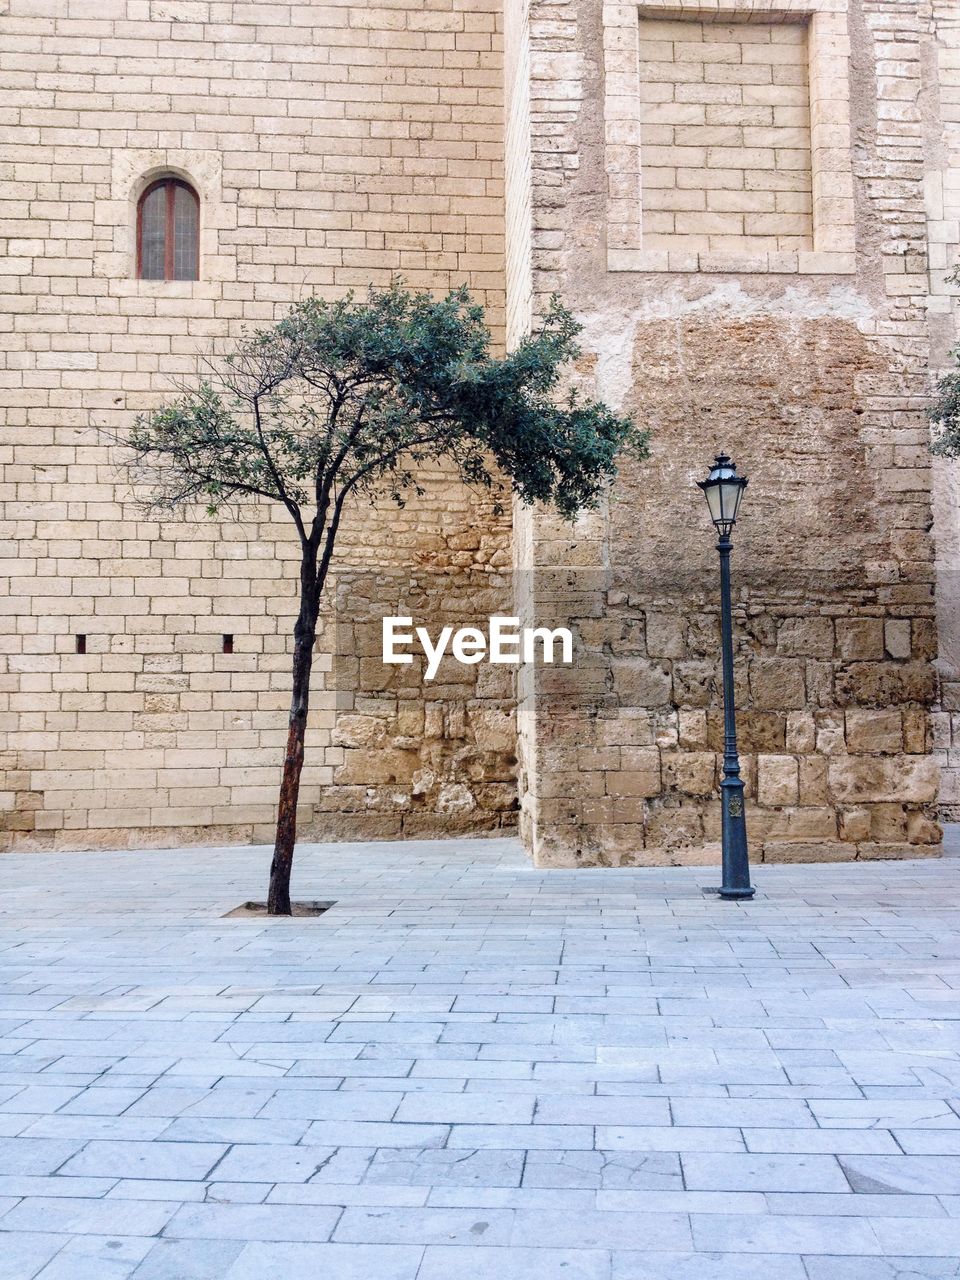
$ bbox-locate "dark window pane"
[172,183,199,281]
[139,185,166,279]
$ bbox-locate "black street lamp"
[697,454,755,901]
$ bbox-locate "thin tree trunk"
[267,592,318,915]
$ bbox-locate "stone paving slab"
[0,836,959,1277]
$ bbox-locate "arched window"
[137,177,199,280]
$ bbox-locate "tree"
[128,282,647,914]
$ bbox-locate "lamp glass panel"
[719,481,743,523]
[704,484,723,525]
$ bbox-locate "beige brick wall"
[0,0,513,851]
[638,16,813,256]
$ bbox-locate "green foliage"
[129,282,647,550]
[929,265,960,457]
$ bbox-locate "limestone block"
[786,711,816,753]
[799,756,830,805]
[436,783,476,815]
[816,712,846,755]
[645,612,685,657]
[757,754,799,806]
[837,661,936,707]
[678,709,708,748]
[335,748,419,787]
[468,705,516,752]
[662,750,716,796]
[906,810,942,846]
[777,617,834,657]
[857,842,940,861]
[750,658,805,710]
[836,619,884,660]
[761,841,852,863]
[332,715,389,748]
[844,709,902,754]
[611,657,673,707]
[828,756,938,804]
[884,619,912,660]
[838,807,871,842]
[643,800,705,849]
[672,661,716,709]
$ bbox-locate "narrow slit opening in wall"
[222,634,234,654]
[75,635,86,655]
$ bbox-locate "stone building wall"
[2,0,956,862]
[509,0,944,866]
[928,0,960,819]
[0,0,516,850]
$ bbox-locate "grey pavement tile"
[870,1217,960,1256]
[130,1239,247,1280]
[533,1097,670,1126]
[427,1186,595,1210]
[596,1126,745,1153]
[840,1154,960,1196]
[0,1137,84,1174]
[893,1130,960,1154]
[268,1182,428,1207]
[259,1090,401,1121]
[810,1099,960,1129]
[301,1120,448,1147]
[0,1233,68,1280]
[0,1196,179,1237]
[158,1117,310,1145]
[364,1147,524,1187]
[161,1202,341,1241]
[508,1209,692,1250]
[447,1123,594,1150]
[21,1117,174,1142]
[597,1189,766,1214]
[393,1093,534,1124]
[209,1143,340,1184]
[58,1139,227,1181]
[417,1245,611,1280]
[56,1089,148,1117]
[0,1175,114,1198]
[108,1179,209,1202]
[801,1258,960,1280]
[670,1099,815,1128]
[611,1253,808,1280]
[32,1235,154,1280]
[333,1205,515,1245]
[690,1212,882,1254]
[523,1150,681,1190]
[680,1152,850,1192]
[766,1191,947,1217]
[742,1128,900,1154]
[221,1242,424,1280]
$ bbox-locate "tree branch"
[252,393,307,544]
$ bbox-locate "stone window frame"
[604,0,856,274]
[94,149,231,290]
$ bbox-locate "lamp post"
[697,454,755,901]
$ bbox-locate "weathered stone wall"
[510,0,943,866]
[927,0,960,819]
[0,0,515,850]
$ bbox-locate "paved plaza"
[0,837,959,1278]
